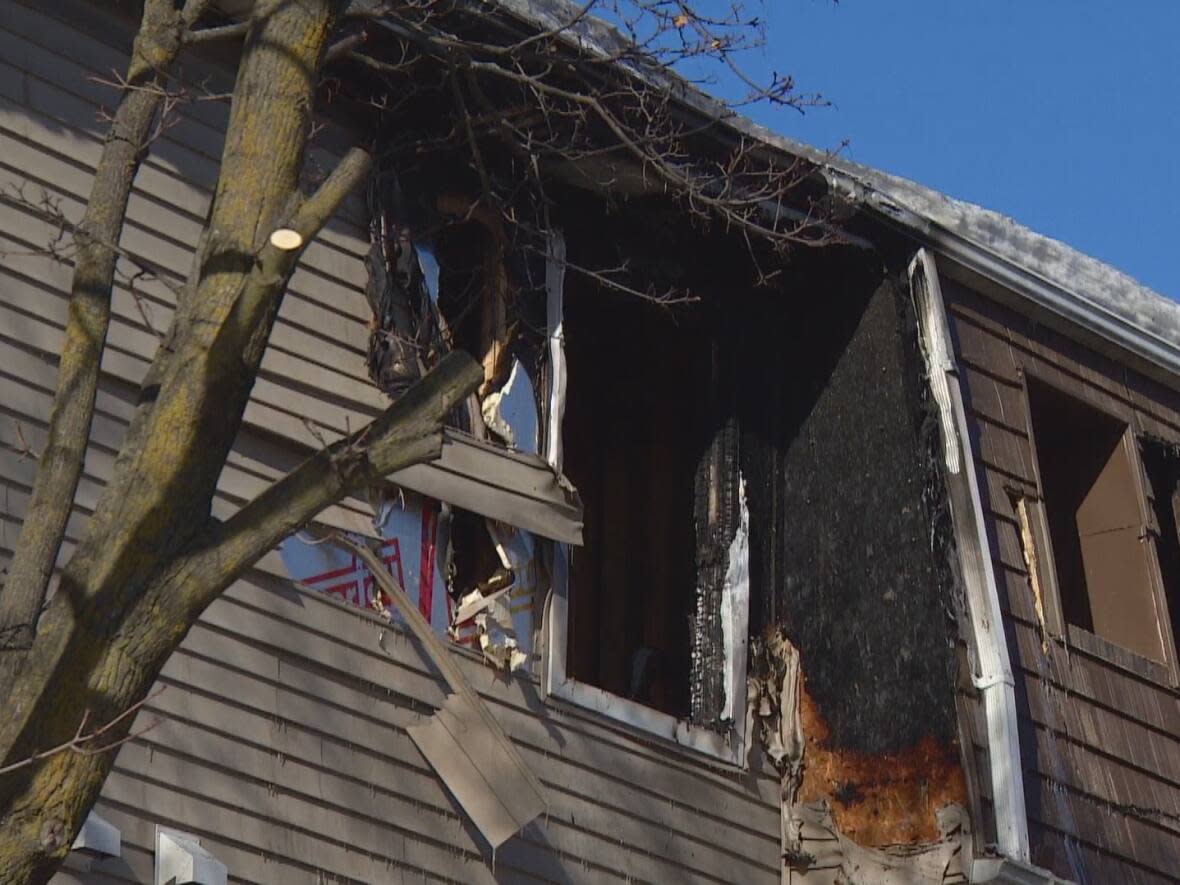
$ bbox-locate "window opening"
[1026,379,1164,660]
[561,282,736,723]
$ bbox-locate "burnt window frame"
[1018,363,1180,685]
[538,250,750,767]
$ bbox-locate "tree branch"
[0,688,165,777]
[0,0,198,649]
[167,350,483,620]
[233,145,373,366]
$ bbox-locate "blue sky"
[690,2,1180,299]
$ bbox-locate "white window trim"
[540,229,749,767]
[543,544,749,765]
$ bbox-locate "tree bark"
[0,3,486,882]
[0,0,208,648]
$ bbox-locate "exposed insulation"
[796,681,969,846]
[741,270,961,756]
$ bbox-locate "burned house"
[2,0,1179,883]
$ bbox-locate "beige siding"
[0,1,782,882]
[943,278,1180,884]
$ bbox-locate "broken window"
[1025,378,1173,661]
[547,271,749,755]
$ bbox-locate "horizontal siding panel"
[0,364,375,537]
[959,364,1029,436]
[119,716,774,885]
[970,419,1036,485]
[163,620,781,873]
[0,261,373,452]
[994,560,1041,626]
[1016,674,1180,791]
[0,1,369,252]
[1021,720,1180,830]
[947,313,1018,382]
[202,580,783,816]
[0,67,369,292]
[222,572,782,796]
[95,780,499,885]
[1028,819,1178,885]
[1023,772,1180,878]
[1008,619,1180,740]
[0,187,383,414]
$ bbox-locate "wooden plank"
[959,364,1029,437]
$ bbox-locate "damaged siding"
[0,4,785,883]
[942,276,1180,885]
[732,257,979,882]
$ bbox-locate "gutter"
[970,855,1074,885]
[909,249,1031,865]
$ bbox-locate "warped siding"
[943,278,1180,885]
[0,2,783,882]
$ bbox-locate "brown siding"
[0,2,782,881]
[943,277,1180,883]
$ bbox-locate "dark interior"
[1027,379,1163,660]
[561,280,716,718]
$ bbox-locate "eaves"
[475,0,1180,391]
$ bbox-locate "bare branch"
[0,687,166,777]
[165,351,482,621]
[183,20,250,44]
[0,0,193,649]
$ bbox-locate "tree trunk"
[0,0,203,648]
[0,3,477,882]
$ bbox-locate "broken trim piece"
[544,229,567,472]
[389,429,582,545]
[340,536,547,850]
[719,475,750,722]
[909,248,1031,864]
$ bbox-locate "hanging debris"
[365,168,445,400]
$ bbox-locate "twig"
[0,686,167,776]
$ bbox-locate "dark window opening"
[561,281,724,719]
[1027,379,1164,661]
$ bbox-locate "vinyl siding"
[942,277,1180,884]
[0,1,782,881]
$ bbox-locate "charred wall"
[741,264,960,758]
